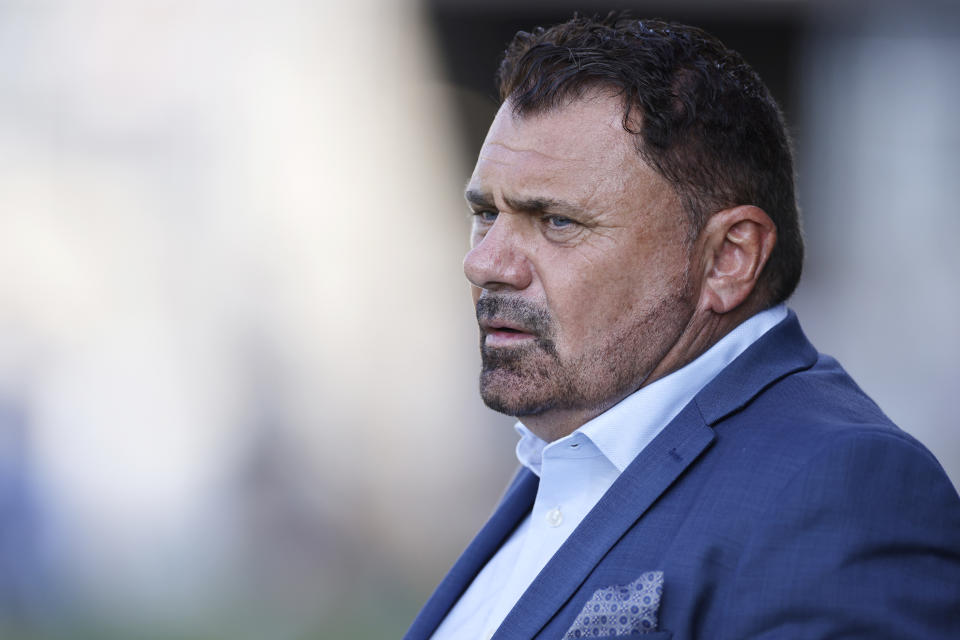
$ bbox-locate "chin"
[479,372,557,418]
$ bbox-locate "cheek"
[546,268,631,342]
[547,255,682,345]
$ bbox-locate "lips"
[480,318,536,347]
[480,318,532,333]
[475,295,551,350]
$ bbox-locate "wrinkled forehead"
[482,96,631,162]
[465,94,681,225]
[469,96,641,195]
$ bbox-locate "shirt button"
[546,506,563,527]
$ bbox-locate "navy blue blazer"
[406,312,960,639]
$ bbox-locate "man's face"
[463,94,700,440]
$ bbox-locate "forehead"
[468,95,653,204]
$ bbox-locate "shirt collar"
[515,304,788,475]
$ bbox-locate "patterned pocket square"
[563,571,664,638]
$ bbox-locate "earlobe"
[700,205,777,314]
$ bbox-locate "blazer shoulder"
[718,425,960,639]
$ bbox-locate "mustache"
[476,295,552,336]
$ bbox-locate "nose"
[463,216,533,292]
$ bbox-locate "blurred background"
[0,0,957,637]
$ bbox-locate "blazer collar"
[694,310,817,425]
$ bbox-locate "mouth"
[480,320,537,347]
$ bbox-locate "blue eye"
[546,215,574,229]
[474,210,498,223]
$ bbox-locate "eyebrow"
[464,188,582,217]
[464,189,495,209]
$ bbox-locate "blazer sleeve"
[720,428,960,639]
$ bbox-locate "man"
[406,15,960,639]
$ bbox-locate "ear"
[698,205,777,314]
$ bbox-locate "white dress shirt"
[432,305,788,640]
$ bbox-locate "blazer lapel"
[494,407,715,640]
[404,468,539,639]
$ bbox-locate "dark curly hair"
[496,14,803,305]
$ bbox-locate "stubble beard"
[477,295,566,416]
[480,338,573,417]
[476,276,694,421]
